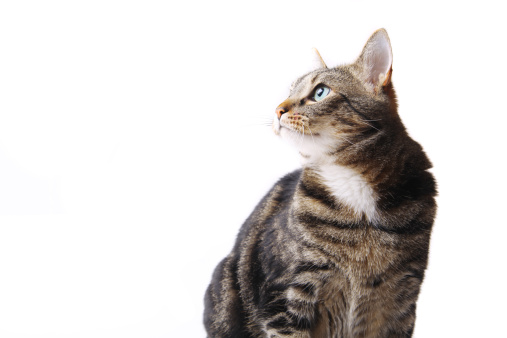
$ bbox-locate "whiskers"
[238,115,275,129]
[357,118,382,132]
[303,123,318,153]
[339,135,355,145]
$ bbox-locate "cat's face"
[272,68,371,157]
[272,29,395,163]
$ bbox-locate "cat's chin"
[272,116,309,142]
[279,133,337,165]
[273,116,343,165]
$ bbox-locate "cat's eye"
[312,85,330,102]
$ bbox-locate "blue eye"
[313,85,330,102]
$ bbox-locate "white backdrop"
[1,1,506,337]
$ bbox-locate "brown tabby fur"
[204,29,437,338]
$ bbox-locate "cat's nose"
[276,106,287,119]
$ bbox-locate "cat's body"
[204,29,437,338]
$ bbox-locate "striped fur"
[204,29,437,338]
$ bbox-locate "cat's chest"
[312,233,399,336]
[316,164,378,223]
[338,228,398,277]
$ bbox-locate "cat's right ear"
[312,48,328,69]
[354,29,393,93]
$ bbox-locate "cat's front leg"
[260,284,318,338]
[263,314,312,338]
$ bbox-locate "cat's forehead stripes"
[290,74,308,92]
[290,68,340,96]
[290,71,325,97]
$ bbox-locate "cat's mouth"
[275,114,312,136]
[272,117,297,137]
[273,114,337,162]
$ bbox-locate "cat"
[204,29,437,338]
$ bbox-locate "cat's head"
[273,29,402,164]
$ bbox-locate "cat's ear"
[312,48,328,69]
[355,29,393,92]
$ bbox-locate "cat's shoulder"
[276,169,302,189]
[269,169,303,201]
[245,169,302,221]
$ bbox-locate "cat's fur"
[204,29,437,338]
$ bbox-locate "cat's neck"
[298,133,404,224]
[299,132,431,225]
[302,153,379,223]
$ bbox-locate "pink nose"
[276,106,287,119]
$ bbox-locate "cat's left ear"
[355,29,393,92]
[312,48,328,69]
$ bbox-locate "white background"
[1,1,506,337]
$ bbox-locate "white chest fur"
[317,164,378,222]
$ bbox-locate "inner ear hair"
[356,29,393,92]
[382,66,392,87]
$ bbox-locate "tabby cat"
[204,29,437,338]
